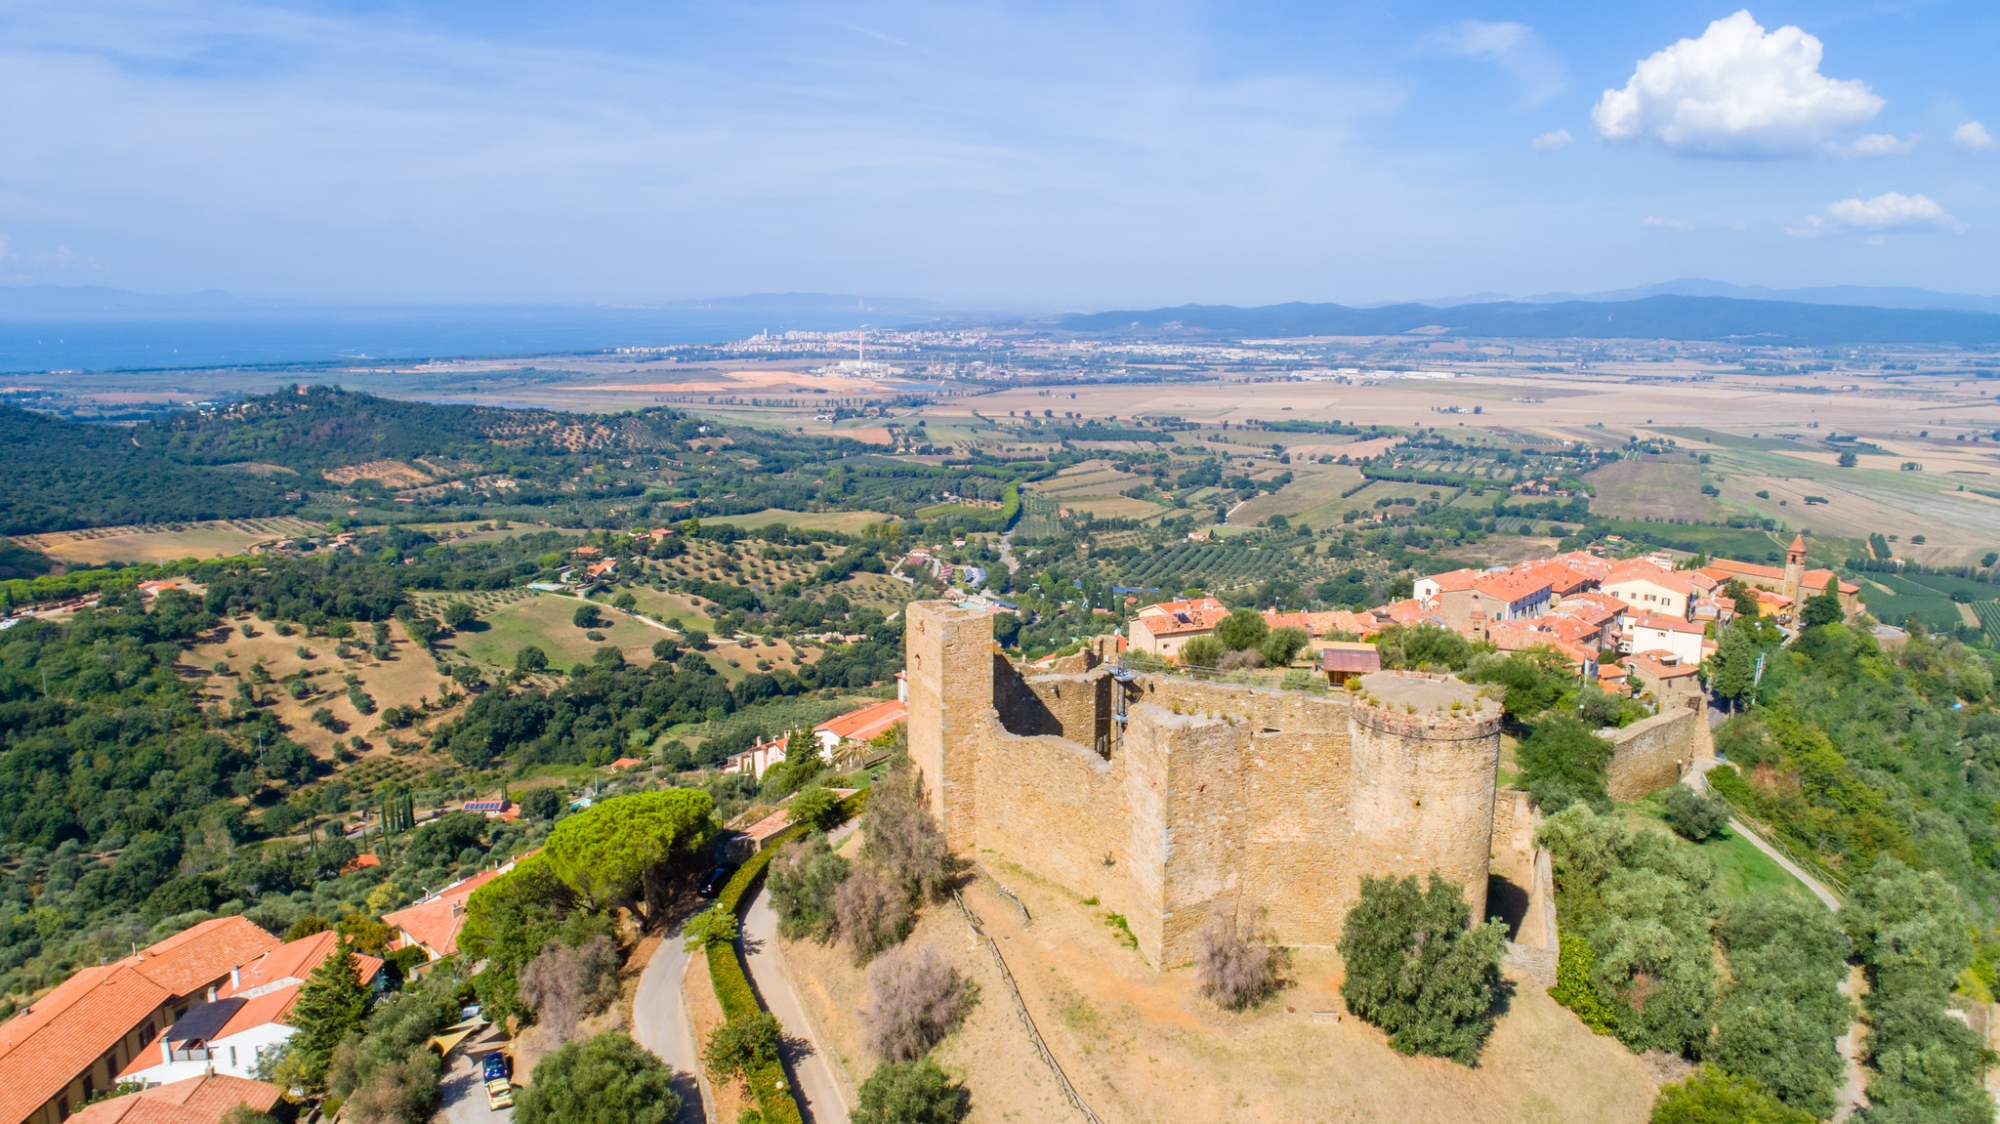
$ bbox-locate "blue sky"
[0,1,1993,307]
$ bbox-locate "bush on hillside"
[852,1059,969,1124]
[1338,873,1508,1065]
[859,944,978,1062]
[1194,913,1287,1011]
[1661,785,1730,842]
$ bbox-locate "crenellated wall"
[904,601,1505,967]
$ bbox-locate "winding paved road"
[742,887,852,1124]
[632,921,712,1124]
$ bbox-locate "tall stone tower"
[903,602,993,850]
[1346,672,1504,921]
[1783,534,1808,610]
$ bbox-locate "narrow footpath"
[742,886,851,1124]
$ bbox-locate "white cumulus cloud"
[1954,121,1998,152]
[1593,10,1883,158]
[1530,129,1573,152]
[1835,133,1916,158]
[1785,192,1967,237]
[1423,20,1567,106]
[1642,216,1695,232]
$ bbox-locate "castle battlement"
[904,600,1506,967]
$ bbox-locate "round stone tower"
[1347,671,1504,923]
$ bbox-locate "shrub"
[1517,711,1614,813]
[1547,932,1618,1035]
[835,866,914,963]
[516,1031,680,1124]
[1708,898,1851,1119]
[704,1012,781,1081]
[521,787,564,821]
[852,1059,970,1124]
[1338,873,1508,1065]
[1650,1066,1814,1124]
[681,906,739,951]
[768,833,851,942]
[1215,648,1264,671]
[1259,626,1308,667]
[443,602,476,629]
[1192,909,1287,1010]
[572,604,604,629]
[518,934,621,1044]
[859,944,977,1061]
[789,785,844,832]
[1178,635,1224,668]
[515,645,549,673]
[861,766,962,904]
[1661,785,1730,842]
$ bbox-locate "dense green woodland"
[0,386,1072,537]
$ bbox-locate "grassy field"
[1586,457,1714,522]
[781,857,1661,1124]
[696,508,893,533]
[442,590,667,671]
[1230,462,1369,527]
[1626,794,1815,905]
[182,617,459,764]
[24,517,324,565]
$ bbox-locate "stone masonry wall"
[1605,698,1714,802]
[904,602,1507,968]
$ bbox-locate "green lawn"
[441,591,665,672]
[1623,795,1815,905]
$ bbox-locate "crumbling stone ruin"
[905,601,1514,968]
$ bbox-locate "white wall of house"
[1630,624,1704,665]
[1605,578,1691,618]
[123,1023,295,1087]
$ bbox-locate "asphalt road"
[632,920,710,1124]
[436,1029,511,1124]
[742,885,851,1124]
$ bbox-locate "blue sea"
[0,304,949,373]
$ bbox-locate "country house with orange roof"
[0,918,280,1124]
[1126,597,1232,661]
[117,932,384,1088]
[67,1075,281,1124]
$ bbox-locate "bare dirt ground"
[1587,458,1714,522]
[782,849,1658,1124]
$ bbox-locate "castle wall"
[904,603,1507,970]
[1604,699,1713,802]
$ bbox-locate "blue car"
[483,1052,511,1082]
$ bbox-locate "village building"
[67,1075,282,1124]
[1626,612,1708,665]
[1699,535,1861,619]
[116,933,384,1088]
[812,699,908,758]
[382,858,528,964]
[1602,562,1700,620]
[1125,596,1231,661]
[0,918,281,1124]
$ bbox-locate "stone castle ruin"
[907,601,1528,967]
[905,600,1714,968]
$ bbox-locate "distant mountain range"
[1407,279,2000,316]
[1056,294,2000,347]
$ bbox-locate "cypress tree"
[288,936,368,1085]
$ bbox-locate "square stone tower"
[903,601,994,850]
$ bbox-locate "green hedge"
[703,788,870,1124]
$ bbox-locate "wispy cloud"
[1529,129,1572,152]
[1421,20,1566,107]
[1642,216,1694,232]
[1786,192,1967,237]
[1954,121,1998,152]
[1832,133,1917,158]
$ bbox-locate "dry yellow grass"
[781,855,1659,1124]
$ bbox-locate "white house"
[1625,612,1707,665]
[1602,564,1699,620]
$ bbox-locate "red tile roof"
[383,866,513,958]
[217,931,383,1004]
[816,699,908,743]
[69,1075,281,1124]
[1631,612,1704,636]
[1604,564,1698,596]
[1472,569,1552,604]
[1422,568,1482,594]
[125,918,282,1000]
[0,918,278,1124]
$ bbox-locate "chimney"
[230,967,241,990]
[161,1039,172,1066]
[206,986,217,1003]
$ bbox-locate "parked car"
[483,1052,511,1082]
[699,865,735,897]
